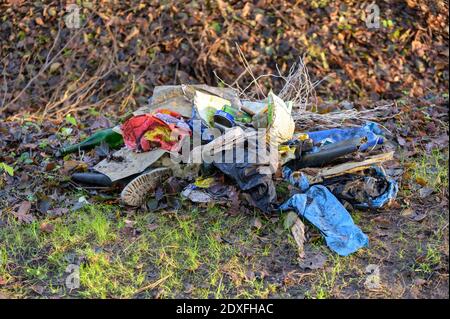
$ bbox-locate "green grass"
[0,203,293,299]
[398,148,449,279]
[414,243,442,276]
[307,253,355,299]
[408,148,449,194]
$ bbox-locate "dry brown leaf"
[35,17,45,26]
[40,222,55,234]
[12,201,34,224]
[125,27,140,42]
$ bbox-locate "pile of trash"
[64,84,399,257]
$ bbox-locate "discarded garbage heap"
[66,84,399,257]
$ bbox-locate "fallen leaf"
[415,177,427,186]
[35,17,44,26]
[419,187,434,198]
[401,208,413,217]
[397,135,406,146]
[49,62,61,73]
[94,142,110,157]
[61,160,87,174]
[410,211,427,222]
[228,188,240,216]
[125,27,140,42]
[124,219,136,227]
[45,162,56,171]
[31,285,45,295]
[251,217,263,230]
[90,116,111,130]
[12,201,34,223]
[39,222,55,234]
[242,2,252,18]
[245,270,255,281]
[413,278,427,286]
[48,207,69,216]
[371,215,391,227]
[155,187,164,201]
[146,198,160,211]
[21,143,38,150]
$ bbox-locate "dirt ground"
[0,1,448,299]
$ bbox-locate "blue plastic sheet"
[307,122,384,152]
[280,186,369,256]
[281,167,369,256]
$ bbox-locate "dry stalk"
[293,103,395,130]
[215,46,394,129]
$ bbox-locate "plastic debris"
[121,110,191,152]
[279,145,297,166]
[305,122,384,152]
[284,159,398,210]
[190,126,249,164]
[323,166,399,209]
[241,100,267,116]
[67,83,402,259]
[213,146,276,212]
[222,105,252,123]
[267,91,295,145]
[94,147,168,182]
[194,90,231,127]
[182,84,243,110]
[213,109,236,130]
[137,84,240,118]
[140,85,193,118]
[181,187,214,203]
[282,166,311,192]
[71,172,112,186]
[182,176,238,204]
[160,155,201,180]
[288,137,364,170]
[280,185,369,256]
[193,176,217,188]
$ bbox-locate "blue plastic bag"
[282,166,310,192]
[307,122,384,152]
[280,185,369,256]
[354,167,398,209]
[187,108,214,143]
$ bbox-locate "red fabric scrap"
[121,112,191,152]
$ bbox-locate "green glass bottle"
[59,128,123,155]
[222,105,253,124]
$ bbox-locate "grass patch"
[0,205,144,298]
[414,243,442,276]
[0,203,291,298]
[407,148,449,194]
